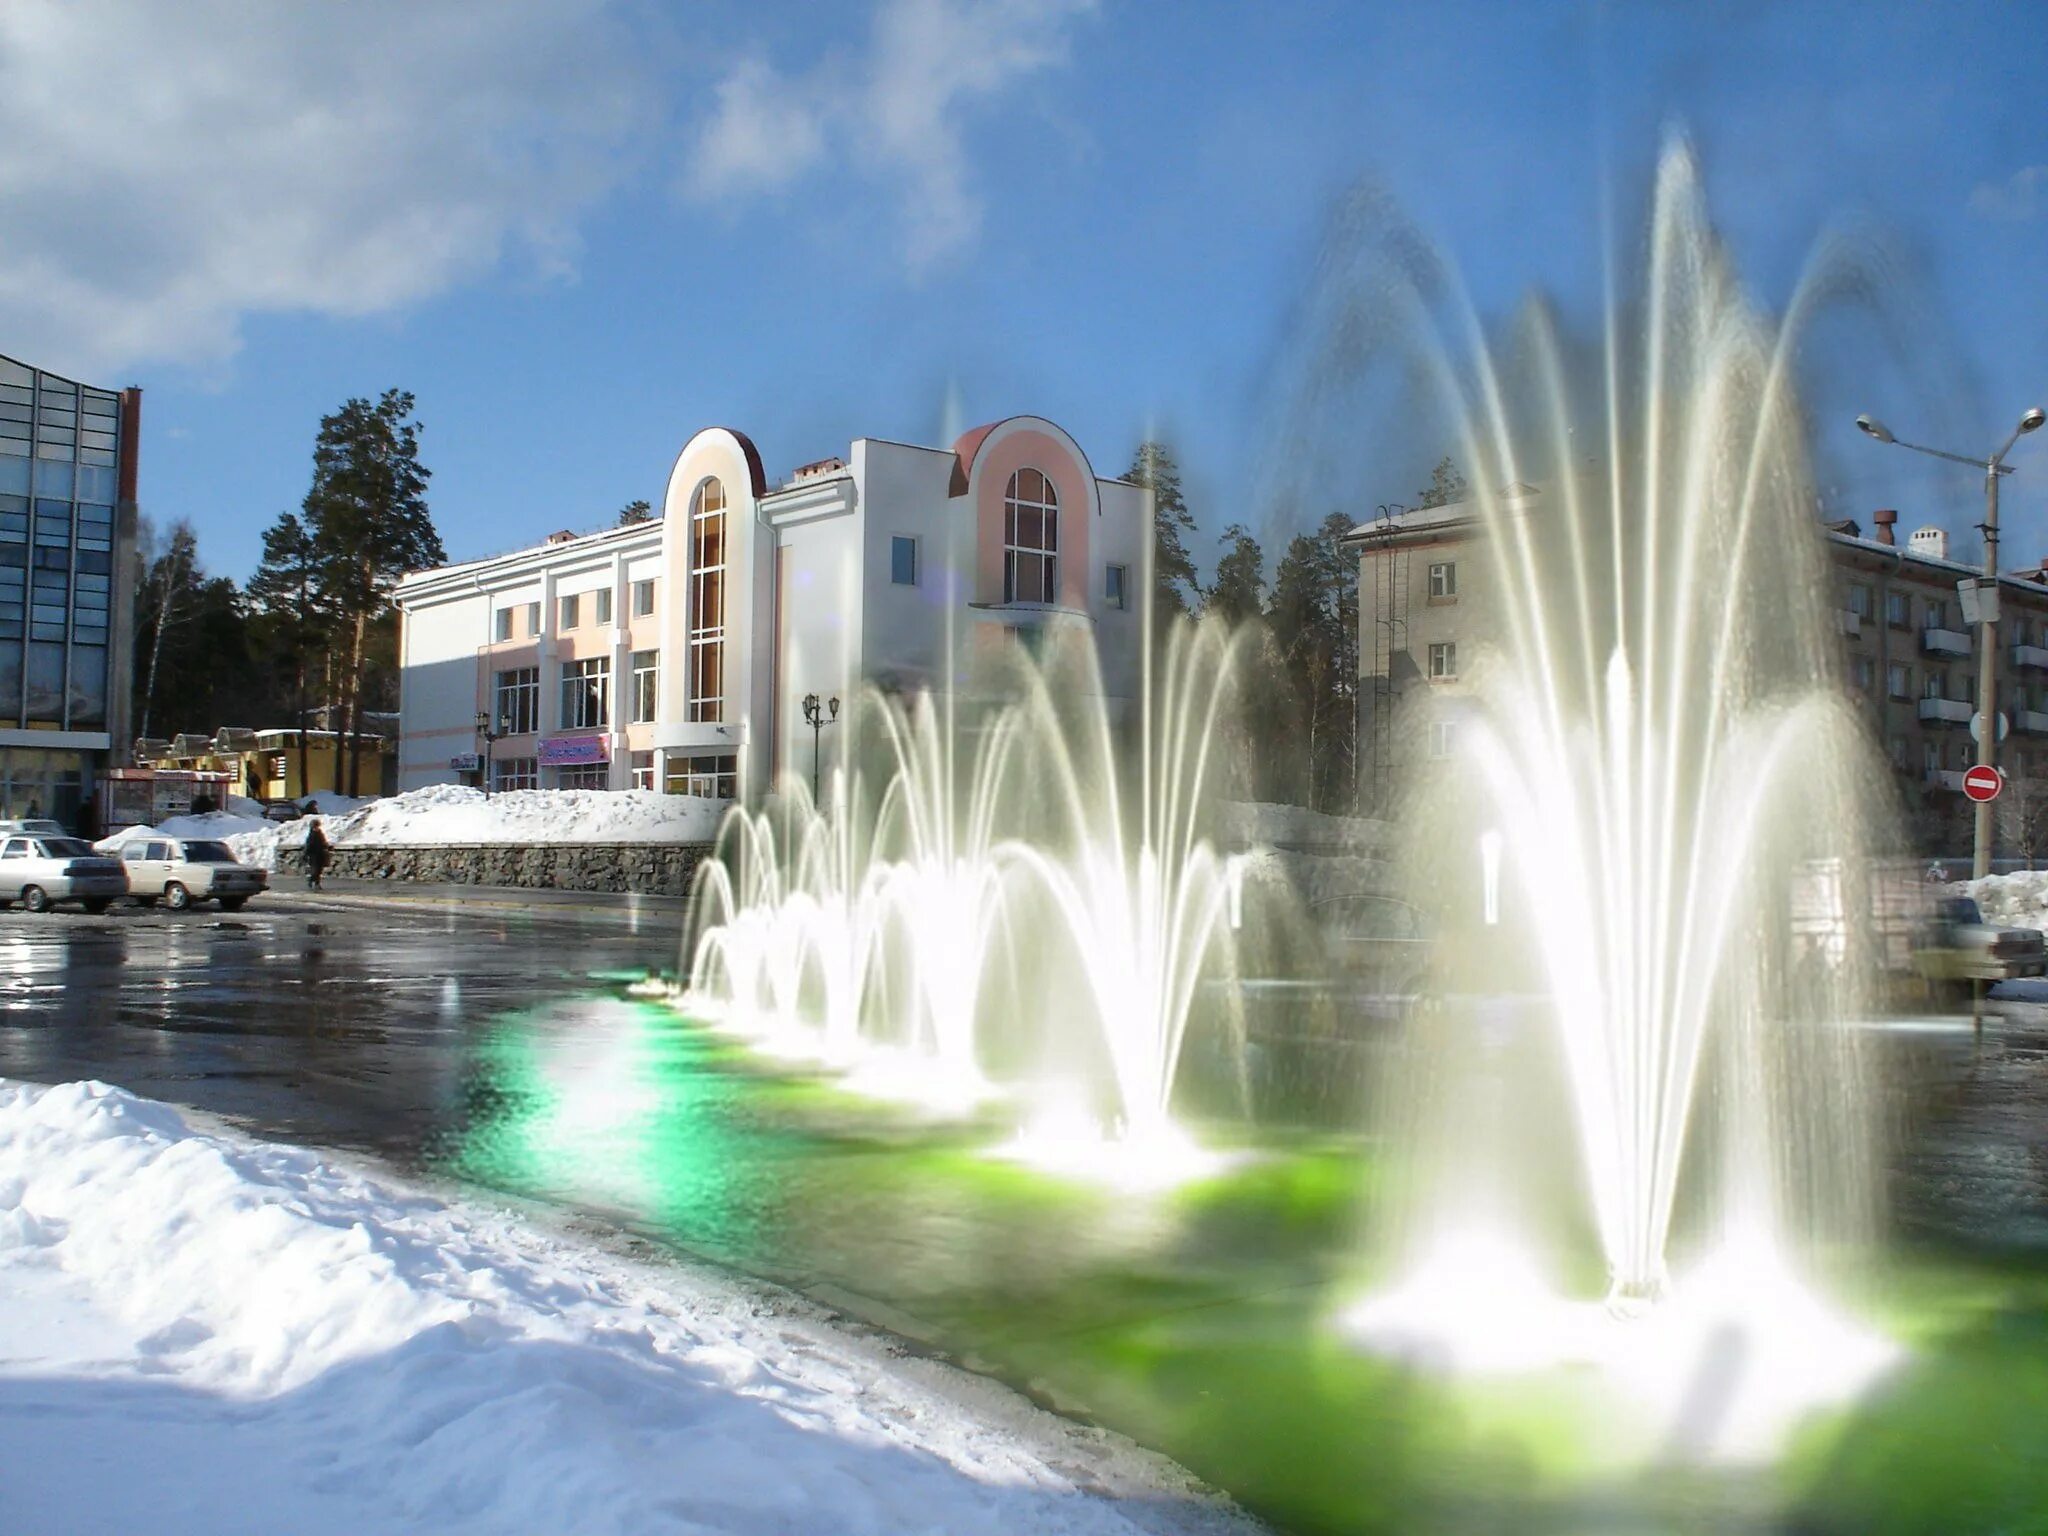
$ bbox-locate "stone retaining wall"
[275,842,713,896]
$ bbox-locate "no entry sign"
[1963,764,2004,803]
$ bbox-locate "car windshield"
[40,838,95,859]
[1935,897,1985,925]
[180,841,239,864]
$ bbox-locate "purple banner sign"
[538,734,609,766]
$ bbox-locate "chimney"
[1873,509,1897,546]
[1909,525,1948,562]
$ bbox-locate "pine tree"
[1416,456,1469,509]
[300,390,442,795]
[1125,442,1198,628]
[1204,524,1267,629]
[617,498,652,527]
[247,511,331,795]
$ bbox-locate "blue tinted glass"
[891,535,916,585]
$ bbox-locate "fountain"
[1332,137,1898,1451]
[676,618,1254,1172]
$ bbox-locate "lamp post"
[801,691,840,805]
[1857,406,2045,881]
[475,709,507,797]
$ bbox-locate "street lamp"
[801,691,840,805]
[1857,405,2045,880]
[475,709,508,797]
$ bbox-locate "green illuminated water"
[431,993,2048,1536]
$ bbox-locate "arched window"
[1003,468,1057,604]
[687,478,726,721]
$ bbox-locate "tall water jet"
[1335,137,1895,1443]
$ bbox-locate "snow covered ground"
[0,1078,1248,1536]
[1960,870,2048,933]
[98,785,733,872]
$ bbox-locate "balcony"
[2013,643,2048,671]
[1921,627,1972,658]
[1918,697,1973,726]
[1837,609,1863,637]
[1924,768,1966,792]
[2017,710,2048,736]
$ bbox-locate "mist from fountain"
[677,620,1251,1170]
[1329,137,1899,1450]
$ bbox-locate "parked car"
[117,837,268,911]
[0,835,128,913]
[259,800,303,823]
[1911,895,2047,984]
[0,818,71,839]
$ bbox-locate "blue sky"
[3,0,2043,582]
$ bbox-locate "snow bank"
[334,784,725,846]
[0,1078,1243,1536]
[1960,870,2048,933]
[94,809,274,856]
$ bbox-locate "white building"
[394,416,1147,801]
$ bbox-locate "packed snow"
[1960,870,2048,933]
[102,785,733,872]
[0,1078,1249,1536]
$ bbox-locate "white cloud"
[0,0,655,378]
[1968,164,2048,222]
[683,0,1095,271]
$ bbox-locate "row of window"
[885,531,1132,608]
[492,579,659,643]
[485,750,737,799]
[492,653,663,734]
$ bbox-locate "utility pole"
[1858,407,2044,881]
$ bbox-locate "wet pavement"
[7,896,2048,1535]
[0,897,678,1155]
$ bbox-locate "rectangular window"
[632,578,655,617]
[1428,719,1456,758]
[559,593,580,630]
[1106,563,1128,610]
[494,607,513,643]
[630,751,655,791]
[526,601,541,637]
[1887,663,1910,699]
[493,667,538,735]
[595,588,612,626]
[1003,472,1058,604]
[1427,641,1457,680]
[493,757,538,792]
[1854,656,1874,692]
[1885,591,1908,628]
[1847,583,1872,619]
[631,649,659,724]
[688,484,727,722]
[1923,742,1940,774]
[891,535,918,586]
[664,752,738,800]
[560,657,610,730]
[555,763,610,790]
[1923,671,1944,700]
[1428,562,1457,599]
[1924,598,1946,630]
[1888,736,1907,768]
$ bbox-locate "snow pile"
[1960,871,2048,932]
[94,809,275,856]
[0,1078,1242,1536]
[325,784,725,848]
[299,791,372,815]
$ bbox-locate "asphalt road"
[0,893,678,1156]
[1,890,2044,1255]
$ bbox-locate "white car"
[118,837,268,911]
[0,835,128,913]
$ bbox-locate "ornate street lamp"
[801,691,840,805]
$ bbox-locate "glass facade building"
[0,353,139,828]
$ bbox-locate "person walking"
[303,820,331,891]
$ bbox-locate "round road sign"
[1963,764,2004,803]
